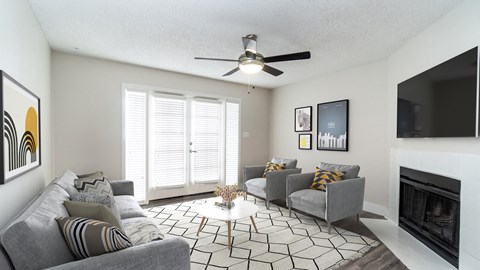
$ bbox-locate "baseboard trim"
[363,201,388,217]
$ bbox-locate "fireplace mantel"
[389,149,480,269]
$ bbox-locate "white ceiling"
[29,0,463,89]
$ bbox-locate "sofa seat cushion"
[245,178,267,198]
[1,185,75,270]
[122,217,164,246]
[289,189,327,218]
[318,162,360,180]
[115,195,147,219]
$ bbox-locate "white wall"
[269,60,389,213]
[387,0,480,153]
[0,0,51,229]
[51,52,270,180]
[386,0,480,268]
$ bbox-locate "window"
[124,91,147,202]
[225,102,239,185]
[124,88,240,202]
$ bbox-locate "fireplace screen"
[399,167,460,268]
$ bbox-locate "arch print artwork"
[1,71,41,184]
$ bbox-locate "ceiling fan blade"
[262,65,284,76]
[194,57,238,62]
[223,67,240,76]
[264,51,311,63]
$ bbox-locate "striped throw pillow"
[262,162,285,177]
[56,217,132,259]
[74,176,113,196]
[310,168,345,191]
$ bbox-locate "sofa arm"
[286,173,315,207]
[45,237,190,270]
[266,168,302,200]
[243,165,265,185]
[325,177,365,223]
[110,180,134,196]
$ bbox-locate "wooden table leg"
[227,221,232,249]
[197,216,205,236]
[250,216,258,233]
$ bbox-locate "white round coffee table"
[196,198,259,249]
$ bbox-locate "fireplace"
[399,167,460,268]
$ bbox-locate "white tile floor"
[361,218,456,270]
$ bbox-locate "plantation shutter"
[124,91,147,202]
[152,95,187,187]
[225,101,239,185]
[191,99,222,183]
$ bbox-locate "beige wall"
[269,60,389,213]
[51,52,270,180]
[0,0,51,229]
[387,0,480,153]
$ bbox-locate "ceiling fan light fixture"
[238,53,264,74]
[239,61,264,74]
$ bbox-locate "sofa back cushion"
[52,169,77,190]
[271,157,297,169]
[317,162,360,180]
[1,184,75,270]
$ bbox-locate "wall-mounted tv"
[397,47,479,138]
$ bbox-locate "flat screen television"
[397,47,479,138]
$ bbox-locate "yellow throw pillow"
[262,162,285,177]
[310,167,345,191]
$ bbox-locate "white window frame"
[122,83,241,203]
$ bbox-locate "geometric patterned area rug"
[145,196,379,270]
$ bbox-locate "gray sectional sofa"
[0,170,191,270]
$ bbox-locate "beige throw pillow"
[63,200,123,229]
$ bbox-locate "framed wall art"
[1,71,41,184]
[295,106,312,132]
[298,134,312,150]
[317,99,348,151]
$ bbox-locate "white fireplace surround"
[388,148,480,269]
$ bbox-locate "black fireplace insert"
[399,167,460,268]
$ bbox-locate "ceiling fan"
[194,34,311,77]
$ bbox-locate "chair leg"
[266,200,270,210]
[327,222,331,234]
[357,214,360,221]
[244,193,247,200]
[289,208,292,218]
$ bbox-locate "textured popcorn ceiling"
[29,0,463,89]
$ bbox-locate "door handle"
[190,150,197,153]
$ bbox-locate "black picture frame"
[298,134,312,150]
[0,71,41,184]
[295,106,312,132]
[317,99,348,151]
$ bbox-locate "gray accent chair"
[244,157,302,209]
[286,162,365,234]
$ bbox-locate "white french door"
[189,98,223,191]
[124,88,240,203]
